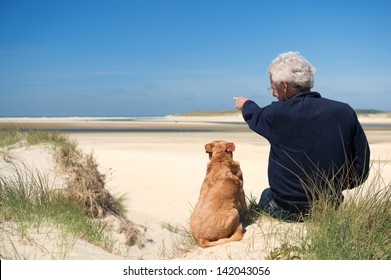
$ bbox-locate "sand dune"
[1,115,390,259]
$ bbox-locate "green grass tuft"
[0,128,139,258]
[264,163,391,260]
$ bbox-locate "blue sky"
[1,0,390,117]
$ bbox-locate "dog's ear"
[205,143,213,153]
[227,142,235,152]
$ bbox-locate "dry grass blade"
[54,138,147,247]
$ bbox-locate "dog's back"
[190,140,248,248]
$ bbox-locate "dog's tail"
[197,224,244,248]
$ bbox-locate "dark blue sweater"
[242,92,370,211]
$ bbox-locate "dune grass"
[0,128,68,148]
[0,128,138,259]
[1,128,389,260]
[301,180,390,259]
[160,170,390,260]
[0,165,112,245]
[264,163,391,260]
[160,222,197,259]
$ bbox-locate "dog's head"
[205,140,235,159]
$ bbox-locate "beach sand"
[1,113,390,259]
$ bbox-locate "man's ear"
[281,80,288,93]
[227,143,235,152]
[205,143,213,153]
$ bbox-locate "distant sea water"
[0,116,245,133]
[1,116,390,133]
[12,123,391,134]
[362,123,391,128]
[19,128,220,133]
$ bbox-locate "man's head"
[268,51,316,99]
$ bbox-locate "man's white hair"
[268,51,316,90]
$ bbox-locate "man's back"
[242,92,370,210]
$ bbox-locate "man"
[234,51,370,222]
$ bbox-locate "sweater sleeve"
[242,100,273,140]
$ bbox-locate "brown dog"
[190,140,249,248]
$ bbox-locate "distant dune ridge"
[170,110,241,116]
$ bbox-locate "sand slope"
[1,115,390,259]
